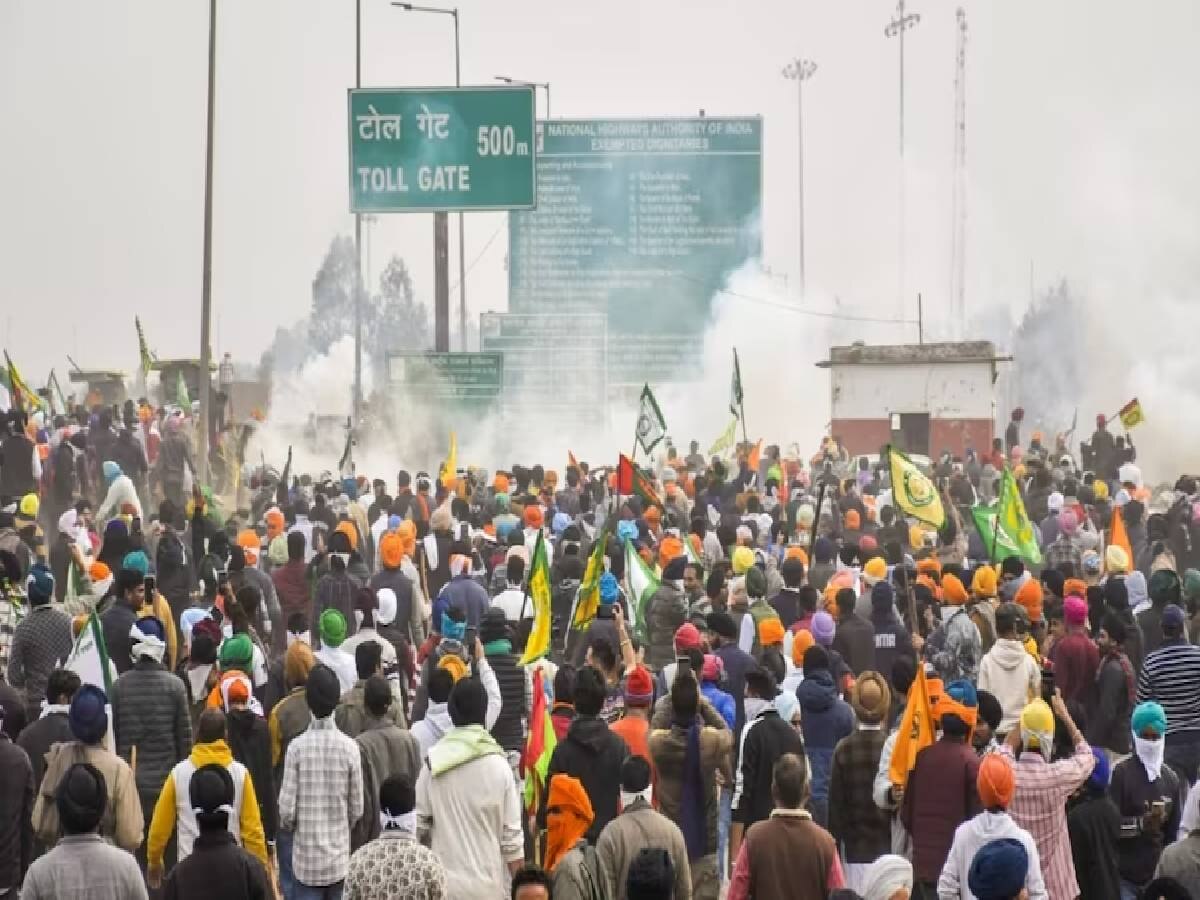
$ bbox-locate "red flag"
[617,454,663,509]
[521,668,557,817]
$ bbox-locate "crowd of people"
[1,401,1200,900]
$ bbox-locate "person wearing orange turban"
[759,618,785,649]
[524,504,544,530]
[917,557,942,578]
[844,509,861,531]
[1063,578,1088,601]
[396,520,417,560]
[543,774,595,873]
[379,532,404,570]
[334,520,358,552]
[971,566,999,600]
[1014,578,1044,624]
[658,535,684,570]
[264,508,285,541]
[785,545,809,567]
[916,572,942,601]
[792,628,815,668]
[942,572,968,606]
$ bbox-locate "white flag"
[635,385,667,456]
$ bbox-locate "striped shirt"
[1138,639,1200,735]
[1000,741,1095,900]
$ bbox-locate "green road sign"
[349,87,536,212]
[480,312,606,423]
[509,118,761,386]
[387,352,503,404]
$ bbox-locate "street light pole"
[781,58,816,302]
[353,0,364,427]
[394,3,464,349]
[495,76,552,120]
[197,0,217,487]
[885,0,920,314]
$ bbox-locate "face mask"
[744,697,770,721]
[1134,734,1164,781]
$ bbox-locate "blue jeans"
[718,786,732,881]
[277,830,295,899]
[291,883,343,900]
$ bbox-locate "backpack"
[570,843,606,900]
[52,442,77,504]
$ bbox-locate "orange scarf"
[544,774,594,872]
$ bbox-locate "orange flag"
[747,439,762,473]
[889,666,937,789]
[1108,504,1133,571]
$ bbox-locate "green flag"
[970,468,1043,564]
[623,537,660,641]
[635,384,667,456]
[730,347,744,419]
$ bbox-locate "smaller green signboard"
[349,87,536,212]
[387,352,503,404]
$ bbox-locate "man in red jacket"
[1049,594,1098,704]
[901,679,982,898]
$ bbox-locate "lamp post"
[197,0,217,486]
[494,75,551,119]
[393,3,466,350]
[781,58,816,302]
[885,0,920,312]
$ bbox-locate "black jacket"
[1110,755,1184,887]
[0,735,32,893]
[100,603,139,676]
[484,647,527,754]
[832,614,876,676]
[871,610,914,684]
[715,642,755,738]
[544,714,630,842]
[733,708,804,828]
[225,708,277,842]
[163,830,270,900]
[644,583,687,672]
[111,659,192,818]
[16,710,72,789]
[1088,654,1133,756]
[769,589,803,629]
[1067,792,1122,900]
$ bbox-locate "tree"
[308,235,359,355]
[369,255,431,367]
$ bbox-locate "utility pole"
[782,57,817,302]
[393,3,461,352]
[353,0,364,426]
[197,0,217,487]
[885,0,920,315]
[950,7,968,336]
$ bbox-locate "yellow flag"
[709,417,737,456]
[888,445,945,529]
[519,532,553,665]
[1118,398,1144,430]
[438,431,457,489]
[889,667,936,788]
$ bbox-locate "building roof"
[815,340,1009,368]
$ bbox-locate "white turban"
[376,588,398,626]
[58,509,78,536]
[861,854,913,900]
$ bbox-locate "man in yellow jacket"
[146,707,268,887]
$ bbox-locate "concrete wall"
[830,361,996,420]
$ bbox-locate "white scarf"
[130,623,166,664]
[380,810,416,835]
[1134,734,1165,781]
[620,787,653,808]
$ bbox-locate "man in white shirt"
[490,556,531,623]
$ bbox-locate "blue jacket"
[438,574,490,629]
[700,682,736,730]
[796,669,855,806]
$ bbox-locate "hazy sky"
[3,0,1199,385]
